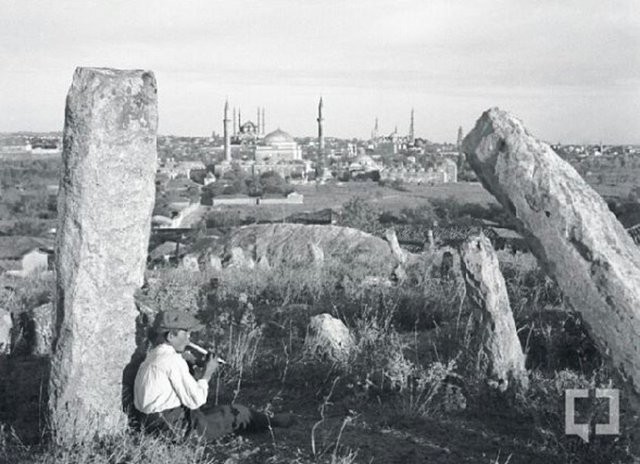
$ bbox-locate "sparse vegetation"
[2,163,640,462]
[5,239,638,463]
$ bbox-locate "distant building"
[0,236,54,277]
[255,129,302,163]
[157,158,206,179]
[379,157,457,184]
[0,137,31,153]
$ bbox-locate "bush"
[338,197,383,236]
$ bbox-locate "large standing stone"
[463,108,640,397]
[460,233,528,392]
[49,68,157,439]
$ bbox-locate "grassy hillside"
[2,247,638,463]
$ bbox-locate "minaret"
[457,126,464,151]
[317,97,325,153]
[261,107,265,134]
[224,100,231,162]
[257,107,261,135]
[238,110,242,133]
[371,117,379,140]
[409,108,415,144]
[233,108,237,135]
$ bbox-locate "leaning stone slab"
[460,233,528,392]
[463,107,640,397]
[49,67,157,440]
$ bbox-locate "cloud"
[0,0,638,142]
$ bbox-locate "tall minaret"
[317,97,325,153]
[238,110,242,133]
[457,126,464,151]
[256,107,261,134]
[233,108,237,135]
[261,107,265,134]
[224,99,231,162]
[371,117,379,140]
[409,108,415,144]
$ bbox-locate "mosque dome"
[355,154,381,171]
[263,128,294,145]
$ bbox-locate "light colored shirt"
[134,344,209,414]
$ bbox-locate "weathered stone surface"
[308,242,325,265]
[427,229,435,251]
[0,308,11,354]
[181,255,199,272]
[392,264,407,283]
[227,246,255,269]
[18,303,55,356]
[304,313,354,364]
[225,224,410,274]
[257,255,271,270]
[50,67,157,439]
[460,233,528,392]
[209,255,223,272]
[463,107,640,396]
[384,228,406,264]
[440,251,455,280]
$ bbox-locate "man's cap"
[153,310,205,332]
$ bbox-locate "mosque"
[215,99,323,182]
[368,109,420,155]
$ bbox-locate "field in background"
[205,182,498,226]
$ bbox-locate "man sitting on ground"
[133,309,292,441]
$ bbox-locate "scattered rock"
[208,255,223,272]
[257,255,271,270]
[440,251,455,280]
[26,303,55,356]
[361,276,394,288]
[384,228,406,264]
[304,313,354,364]
[308,242,324,265]
[181,254,200,272]
[392,264,407,283]
[227,247,255,269]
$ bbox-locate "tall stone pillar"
[49,67,157,440]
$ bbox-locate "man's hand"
[202,354,220,382]
[181,350,198,366]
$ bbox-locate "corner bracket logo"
[565,388,619,443]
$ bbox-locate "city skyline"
[1,0,639,144]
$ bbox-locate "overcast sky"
[1,0,639,143]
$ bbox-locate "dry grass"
[2,246,638,463]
